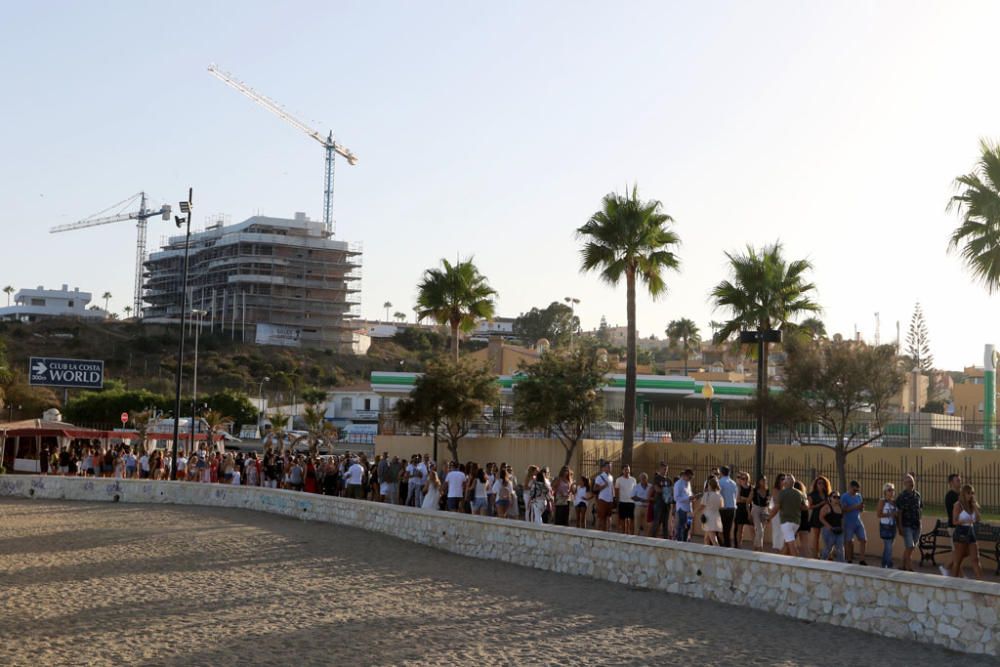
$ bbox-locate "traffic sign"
[121,412,129,425]
[28,357,104,389]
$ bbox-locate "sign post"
[121,412,129,426]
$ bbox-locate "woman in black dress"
[734,472,753,548]
[808,476,832,559]
[794,480,811,556]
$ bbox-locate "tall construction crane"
[207,64,358,235]
[50,192,171,318]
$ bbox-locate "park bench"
[919,519,1000,575]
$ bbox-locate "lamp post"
[702,382,714,443]
[258,376,270,435]
[189,309,206,455]
[170,188,193,480]
[564,296,580,346]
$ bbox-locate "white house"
[0,285,108,322]
[324,384,392,426]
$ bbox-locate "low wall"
[2,475,997,657]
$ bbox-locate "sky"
[2,1,999,371]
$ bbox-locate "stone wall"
[2,475,996,656]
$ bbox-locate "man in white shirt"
[176,454,188,480]
[139,453,151,479]
[444,462,467,511]
[413,457,427,507]
[346,458,366,499]
[673,469,695,541]
[615,465,638,535]
[593,460,615,531]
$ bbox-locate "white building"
[0,285,108,322]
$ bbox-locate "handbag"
[879,523,895,540]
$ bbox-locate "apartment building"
[143,212,361,351]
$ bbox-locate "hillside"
[0,318,429,402]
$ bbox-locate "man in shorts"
[841,480,868,565]
[769,474,808,557]
[896,474,923,572]
[593,460,615,532]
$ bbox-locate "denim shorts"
[843,521,867,542]
[472,497,487,511]
[902,525,920,549]
[446,497,460,511]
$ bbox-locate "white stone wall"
[2,475,997,656]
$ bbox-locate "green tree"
[395,356,499,462]
[764,338,904,492]
[665,318,701,375]
[102,291,112,312]
[263,410,289,453]
[416,258,497,361]
[383,301,393,322]
[577,185,680,466]
[710,241,819,477]
[947,138,1000,292]
[204,389,258,430]
[795,317,827,341]
[513,346,605,467]
[394,311,407,323]
[906,302,933,372]
[300,387,329,407]
[513,301,580,347]
[2,285,13,307]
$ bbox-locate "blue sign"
[28,357,104,389]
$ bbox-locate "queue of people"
[36,443,987,580]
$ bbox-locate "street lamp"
[189,309,206,455]
[170,187,194,480]
[258,376,270,434]
[564,296,580,346]
[702,382,714,444]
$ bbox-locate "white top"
[616,475,637,503]
[346,462,365,485]
[474,479,488,499]
[445,470,467,498]
[594,472,615,503]
[139,455,150,472]
[574,486,589,505]
[230,470,241,485]
[958,508,976,524]
[414,462,427,482]
[176,456,187,472]
[632,482,650,506]
[674,479,693,512]
[491,479,504,496]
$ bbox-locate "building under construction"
[143,212,362,351]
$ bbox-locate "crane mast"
[50,191,170,318]
[207,64,357,235]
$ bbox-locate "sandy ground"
[0,498,996,667]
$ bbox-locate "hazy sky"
[3,1,999,371]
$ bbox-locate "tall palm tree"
[102,291,112,312]
[666,318,701,375]
[711,241,819,477]
[577,185,680,466]
[394,311,407,323]
[947,138,1000,292]
[123,305,133,319]
[416,258,497,361]
[383,301,393,322]
[2,286,13,307]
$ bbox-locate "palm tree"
[796,317,827,341]
[202,409,234,452]
[577,185,680,466]
[947,139,1000,292]
[101,291,112,312]
[123,305,133,319]
[666,318,701,375]
[294,403,338,456]
[394,311,407,323]
[416,258,497,361]
[711,241,819,477]
[383,301,393,322]
[2,285,13,307]
[263,410,289,454]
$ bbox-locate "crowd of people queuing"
[37,442,986,580]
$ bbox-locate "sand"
[0,497,995,666]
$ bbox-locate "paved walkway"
[0,498,995,666]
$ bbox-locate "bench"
[919,519,1000,575]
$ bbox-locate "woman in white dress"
[700,477,724,546]
[421,470,441,511]
[770,473,786,552]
